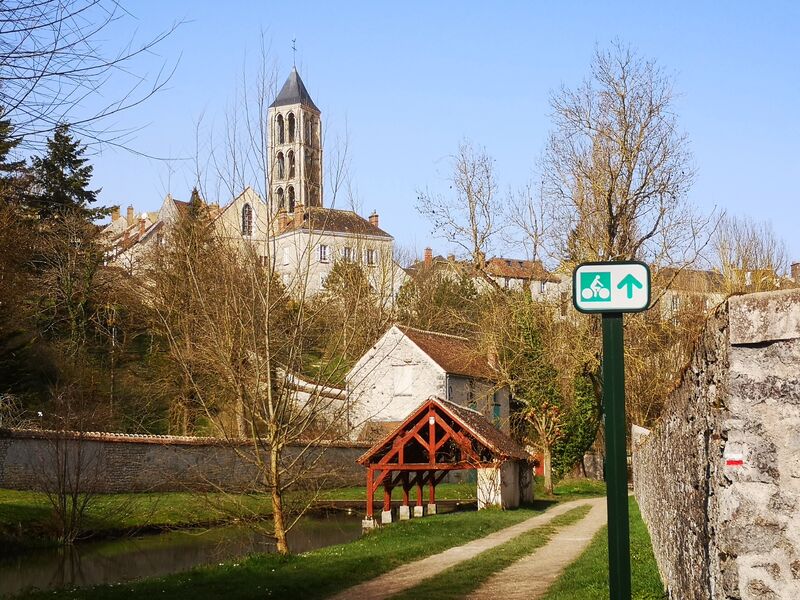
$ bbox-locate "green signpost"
[572,261,651,600]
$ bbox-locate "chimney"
[294,203,306,227]
[792,262,800,282]
[111,206,120,221]
[138,218,146,237]
[424,247,433,267]
[369,211,379,227]
[126,205,134,226]
[277,208,289,230]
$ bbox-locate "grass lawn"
[1,476,605,547]
[541,497,665,600]
[17,504,553,600]
[389,505,592,600]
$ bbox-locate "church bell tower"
[268,68,322,216]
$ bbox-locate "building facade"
[346,325,511,440]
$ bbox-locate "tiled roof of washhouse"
[357,396,531,465]
[397,325,497,381]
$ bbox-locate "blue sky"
[89,1,800,262]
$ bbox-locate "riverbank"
[12,487,644,600]
[0,478,605,551]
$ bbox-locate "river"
[0,510,363,598]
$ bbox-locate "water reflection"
[0,511,362,598]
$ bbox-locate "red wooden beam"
[366,468,374,518]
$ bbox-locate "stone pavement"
[329,496,606,600]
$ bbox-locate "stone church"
[104,68,406,299]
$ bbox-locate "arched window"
[276,187,284,211]
[276,114,285,144]
[277,152,285,179]
[305,116,312,145]
[288,150,295,179]
[304,149,312,174]
[241,203,253,237]
[287,186,295,213]
[288,113,295,142]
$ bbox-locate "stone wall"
[0,429,370,493]
[633,288,800,599]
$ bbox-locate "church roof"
[278,207,392,239]
[269,67,320,112]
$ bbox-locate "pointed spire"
[270,67,320,112]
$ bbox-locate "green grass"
[1,476,605,549]
[541,497,665,600]
[390,505,592,600]
[18,505,552,600]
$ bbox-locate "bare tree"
[715,214,789,294]
[139,42,391,555]
[543,41,711,268]
[0,0,180,150]
[417,141,501,275]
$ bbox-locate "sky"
[87,1,800,263]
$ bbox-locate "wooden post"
[366,468,374,518]
[402,472,410,506]
[416,473,423,507]
[383,484,392,513]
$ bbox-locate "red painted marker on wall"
[725,453,743,466]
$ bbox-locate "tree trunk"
[270,445,289,555]
[543,446,553,495]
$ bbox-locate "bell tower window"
[276,114,285,144]
[287,186,295,213]
[288,113,295,142]
[276,152,285,179]
[276,187,284,211]
[288,150,295,179]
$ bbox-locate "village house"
[406,248,562,300]
[345,324,510,441]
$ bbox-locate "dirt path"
[467,496,607,599]
[328,497,604,600]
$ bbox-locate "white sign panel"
[572,261,651,313]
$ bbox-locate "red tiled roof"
[278,207,392,238]
[397,325,497,381]
[357,396,531,465]
[485,257,559,283]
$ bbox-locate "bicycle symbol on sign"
[579,272,612,302]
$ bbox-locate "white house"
[346,324,510,440]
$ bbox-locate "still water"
[0,511,362,598]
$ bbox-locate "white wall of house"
[272,228,400,298]
[347,327,446,432]
[347,325,511,438]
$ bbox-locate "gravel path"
[467,496,607,599]
[328,497,604,600]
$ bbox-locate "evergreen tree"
[0,108,29,203]
[30,124,103,221]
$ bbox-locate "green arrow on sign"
[617,273,643,299]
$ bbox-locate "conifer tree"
[0,109,29,203]
[30,124,104,222]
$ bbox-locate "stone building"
[346,324,510,440]
[103,68,405,298]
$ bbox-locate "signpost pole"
[602,312,631,600]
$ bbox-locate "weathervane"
[292,38,297,67]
